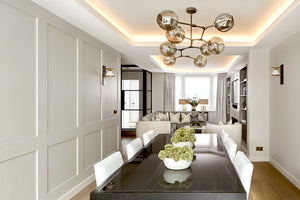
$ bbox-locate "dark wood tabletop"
[90,134,246,200]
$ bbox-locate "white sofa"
[136,121,171,139]
[136,111,207,139]
[203,122,242,150]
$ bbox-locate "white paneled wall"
[0,0,121,199]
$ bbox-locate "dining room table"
[90,133,246,200]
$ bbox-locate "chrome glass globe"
[157,10,178,31]
[159,42,177,57]
[200,43,211,56]
[214,13,234,32]
[163,56,176,65]
[166,26,185,43]
[194,55,207,68]
[207,37,225,54]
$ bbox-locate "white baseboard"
[58,174,95,200]
[249,156,269,162]
[269,157,300,190]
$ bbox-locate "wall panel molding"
[1,0,121,199]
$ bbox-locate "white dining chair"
[224,137,237,162]
[142,130,155,146]
[233,151,254,199]
[126,137,143,161]
[93,151,124,187]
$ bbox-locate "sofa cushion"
[170,112,180,123]
[181,113,191,123]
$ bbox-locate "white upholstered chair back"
[93,151,124,187]
[126,137,143,161]
[224,137,237,162]
[142,130,155,145]
[233,151,254,199]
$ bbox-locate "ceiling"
[32,0,300,74]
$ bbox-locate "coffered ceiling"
[33,0,300,74]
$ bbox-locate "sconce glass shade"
[166,26,185,44]
[194,55,207,68]
[157,10,178,31]
[272,69,280,76]
[207,37,225,54]
[163,56,176,65]
[159,41,177,57]
[106,69,114,77]
[200,43,211,56]
[214,13,234,32]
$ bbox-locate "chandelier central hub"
[156,7,234,68]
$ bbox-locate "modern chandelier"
[156,7,234,68]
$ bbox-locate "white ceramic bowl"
[172,141,194,148]
[163,158,192,170]
[163,168,192,183]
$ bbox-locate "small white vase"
[163,158,192,170]
[172,141,193,148]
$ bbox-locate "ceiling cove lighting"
[156,7,234,68]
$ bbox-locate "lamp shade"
[198,99,209,104]
[272,69,280,76]
[106,69,114,77]
[179,99,188,104]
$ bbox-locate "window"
[175,75,217,111]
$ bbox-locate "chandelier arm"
[177,21,206,29]
[204,24,215,29]
[176,55,195,60]
[192,38,209,43]
[176,46,201,51]
[200,29,206,40]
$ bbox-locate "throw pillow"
[155,112,168,121]
[181,113,191,123]
[169,112,180,123]
[190,113,199,124]
[198,113,206,122]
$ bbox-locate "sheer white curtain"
[175,75,217,111]
[164,73,175,111]
[216,73,227,123]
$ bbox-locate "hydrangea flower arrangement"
[171,127,196,144]
[158,144,194,162]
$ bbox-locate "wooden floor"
[72,137,300,200]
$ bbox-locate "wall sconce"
[102,65,115,85]
[272,64,284,85]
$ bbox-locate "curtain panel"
[164,73,175,111]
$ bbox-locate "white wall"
[152,73,165,112]
[0,0,121,199]
[269,31,300,189]
[248,50,270,161]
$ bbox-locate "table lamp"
[179,99,188,111]
[198,99,208,111]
